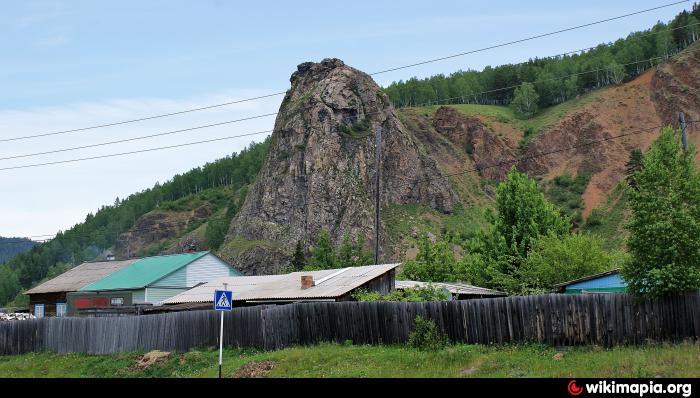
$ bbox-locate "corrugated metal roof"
[395,280,506,296]
[25,259,137,294]
[554,269,621,288]
[80,251,210,291]
[163,263,400,304]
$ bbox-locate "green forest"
[0,238,36,265]
[0,139,270,306]
[384,7,700,112]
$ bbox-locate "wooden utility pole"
[374,127,381,265]
[679,112,688,152]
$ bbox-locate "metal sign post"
[214,283,232,379]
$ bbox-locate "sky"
[0,0,692,238]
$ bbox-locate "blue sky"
[0,0,691,237]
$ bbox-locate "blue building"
[555,269,626,294]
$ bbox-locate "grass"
[382,203,487,245]
[217,236,284,259]
[582,183,630,251]
[412,88,603,142]
[1,342,698,378]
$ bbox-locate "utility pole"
[679,112,688,153]
[374,127,381,265]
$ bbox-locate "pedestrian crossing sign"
[214,289,233,311]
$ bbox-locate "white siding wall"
[132,289,146,304]
[150,267,187,288]
[145,287,187,304]
[184,253,238,286]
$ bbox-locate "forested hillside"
[0,238,36,265]
[384,7,700,110]
[0,139,270,306]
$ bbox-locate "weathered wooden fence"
[1,293,698,355]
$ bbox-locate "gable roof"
[80,251,210,291]
[554,269,621,288]
[163,263,400,304]
[26,259,137,295]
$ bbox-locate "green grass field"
[1,342,697,378]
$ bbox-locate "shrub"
[352,285,451,302]
[408,315,449,351]
[337,118,371,138]
[519,233,617,292]
[585,209,603,227]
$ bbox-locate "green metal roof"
[80,251,210,291]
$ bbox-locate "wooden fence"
[1,293,698,355]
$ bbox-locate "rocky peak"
[222,59,458,275]
[290,58,345,85]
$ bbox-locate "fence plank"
[2,293,699,355]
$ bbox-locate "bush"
[408,315,449,351]
[352,285,451,302]
[585,209,603,227]
[519,233,618,292]
[337,118,371,138]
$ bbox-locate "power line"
[1,2,689,144]
[19,120,698,245]
[369,0,690,75]
[6,21,699,163]
[0,51,688,165]
[0,130,273,172]
[0,114,277,162]
[392,53,683,108]
[0,92,287,144]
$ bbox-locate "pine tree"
[291,240,306,271]
[305,230,336,270]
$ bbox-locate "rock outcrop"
[651,43,700,138]
[222,58,458,274]
[432,106,517,181]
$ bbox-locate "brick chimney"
[301,275,315,289]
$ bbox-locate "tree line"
[383,6,700,115]
[0,139,271,307]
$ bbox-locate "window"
[34,304,44,318]
[56,303,67,317]
[110,297,124,306]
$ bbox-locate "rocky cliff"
[116,47,700,271]
[221,59,458,274]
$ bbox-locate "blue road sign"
[214,290,233,311]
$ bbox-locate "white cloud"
[0,89,282,237]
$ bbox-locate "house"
[70,251,241,315]
[25,259,137,317]
[395,280,506,299]
[555,269,626,294]
[153,263,400,312]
